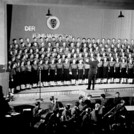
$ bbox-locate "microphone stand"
[36,66,43,101]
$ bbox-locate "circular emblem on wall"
[47,16,60,30]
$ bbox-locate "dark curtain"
[7,4,13,62]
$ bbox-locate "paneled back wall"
[10,4,134,41]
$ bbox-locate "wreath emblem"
[47,16,60,30]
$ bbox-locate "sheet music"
[125,106,134,111]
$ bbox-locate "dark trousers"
[88,72,96,90]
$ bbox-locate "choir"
[8,35,134,92]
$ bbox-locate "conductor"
[87,56,99,90]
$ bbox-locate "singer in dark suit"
[87,57,99,90]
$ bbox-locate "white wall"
[10,4,134,41]
[0,0,7,65]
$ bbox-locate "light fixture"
[46,9,52,17]
[118,11,124,18]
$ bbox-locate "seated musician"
[90,103,102,125]
[61,104,72,122]
[32,101,43,124]
[83,94,94,110]
[33,101,42,115]
[112,92,122,106]
[99,94,108,115]
[71,101,80,116]
[45,96,64,122]
[78,95,85,112]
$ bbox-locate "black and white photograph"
[1,0,134,134]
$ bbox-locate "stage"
[9,84,134,108]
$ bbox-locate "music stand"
[36,67,43,101]
[125,106,134,111]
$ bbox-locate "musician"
[84,94,93,110]
[99,94,108,115]
[90,103,102,133]
[47,96,56,113]
[78,95,85,112]
[108,99,126,128]
[71,101,80,116]
[61,104,72,122]
[112,92,122,107]
[32,101,43,124]
[87,56,99,90]
[47,96,63,114]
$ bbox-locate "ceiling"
[2,0,134,9]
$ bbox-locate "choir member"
[120,58,127,83]
[114,58,121,83]
[87,38,91,45]
[66,53,72,62]
[15,62,21,91]
[108,57,115,83]
[96,57,103,84]
[39,60,44,87]
[92,38,96,44]
[25,60,32,88]
[70,59,78,84]
[70,42,75,50]
[76,42,81,49]
[76,48,80,55]
[9,63,16,93]
[127,59,134,84]
[20,61,26,89]
[112,38,116,45]
[49,59,56,86]
[102,57,109,83]
[61,54,66,63]
[55,42,60,52]
[84,59,90,84]
[56,59,63,85]
[78,60,84,84]
[42,60,49,86]
[96,38,101,46]
[72,53,77,62]
[107,38,111,46]
[63,58,71,85]
[81,38,86,46]
[120,52,127,61]
[32,60,38,87]
[78,53,83,61]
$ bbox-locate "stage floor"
[9,84,134,107]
